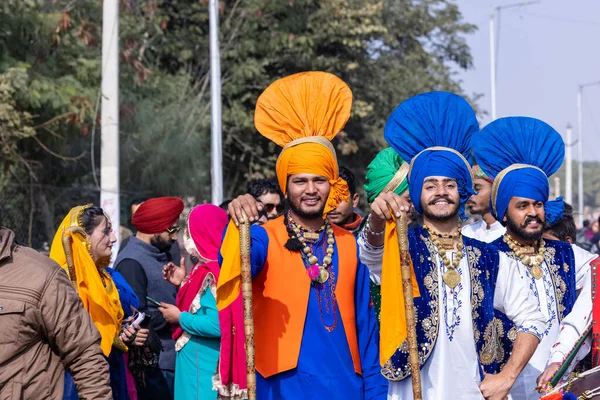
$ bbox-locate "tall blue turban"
[384,91,478,220]
[473,117,565,224]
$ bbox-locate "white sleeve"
[572,244,595,290]
[493,252,547,339]
[357,230,383,283]
[549,270,592,367]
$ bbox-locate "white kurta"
[388,251,546,400]
[461,219,506,243]
[357,229,384,284]
[508,244,593,400]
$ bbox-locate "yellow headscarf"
[217,71,352,310]
[49,205,124,356]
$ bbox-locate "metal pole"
[489,1,539,121]
[565,124,573,206]
[489,7,497,121]
[577,87,584,227]
[100,0,120,260]
[209,0,223,206]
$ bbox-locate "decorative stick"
[396,212,422,400]
[61,226,86,289]
[239,213,256,400]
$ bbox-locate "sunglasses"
[263,203,284,214]
[166,226,181,235]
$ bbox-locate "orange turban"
[254,71,352,215]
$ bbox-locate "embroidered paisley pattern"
[381,234,439,381]
[382,229,503,380]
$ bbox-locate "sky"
[454,0,600,161]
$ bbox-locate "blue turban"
[384,92,478,220]
[473,117,565,224]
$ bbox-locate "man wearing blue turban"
[379,92,545,400]
[474,116,595,399]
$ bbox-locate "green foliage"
[0,0,478,246]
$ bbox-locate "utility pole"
[101,0,120,260]
[209,0,223,206]
[489,6,497,121]
[489,1,540,121]
[565,124,573,206]
[577,81,600,227]
[554,176,561,199]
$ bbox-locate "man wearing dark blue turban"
[380,92,545,400]
[474,116,596,399]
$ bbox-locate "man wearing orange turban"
[217,72,387,399]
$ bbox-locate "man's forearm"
[68,344,112,400]
[502,332,540,380]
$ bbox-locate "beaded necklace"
[423,225,464,289]
[287,213,335,284]
[503,234,546,279]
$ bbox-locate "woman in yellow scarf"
[50,205,136,400]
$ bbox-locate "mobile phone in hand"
[146,296,163,308]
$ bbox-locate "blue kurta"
[240,224,387,399]
[174,288,221,400]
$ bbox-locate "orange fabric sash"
[253,217,361,377]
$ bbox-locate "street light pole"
[576,81,600,226]
[489,7,497,121]
[101,0,120,259]
[209,0,223,206]
[489,1,540,121]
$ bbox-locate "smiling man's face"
[420,176,460,222]
[504,197,545,242]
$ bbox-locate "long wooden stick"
[61,226,86,289]
[239,214,256,400]
[396,212,422,400]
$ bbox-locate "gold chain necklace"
[503,234,546,279]
[424,225,464,289]
[289,216,334,284]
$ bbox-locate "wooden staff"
[61,226,86,289]
[239,213,256,400]
[396,211,422,400]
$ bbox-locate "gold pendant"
[531,265,543,280]
[443,269,461,289]
[317,266,330,284]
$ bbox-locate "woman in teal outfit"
[160,204,229,400]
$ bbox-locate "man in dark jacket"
[115,196,184,400]
[0,227,111,399]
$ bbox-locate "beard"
[421,195,460,222]
[151,235,174,252]
[288,195,325,220]
[505,214,544,242]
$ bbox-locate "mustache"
[522,216,543,226]
[428,195,455,205]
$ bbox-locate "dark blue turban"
[384,92,478,220]
[473,117,565,224]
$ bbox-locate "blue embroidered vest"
[493,237,577,367]
[382,226,505,381]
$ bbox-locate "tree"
[153,0,476,198]
[0,0,476,247]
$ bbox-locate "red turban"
[132,197,184,234]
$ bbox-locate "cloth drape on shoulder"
[217,71,353,312]
[473,117,565,224]
[379,218,420,366]
[49,205,124,356]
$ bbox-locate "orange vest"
[253,216,362,378]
